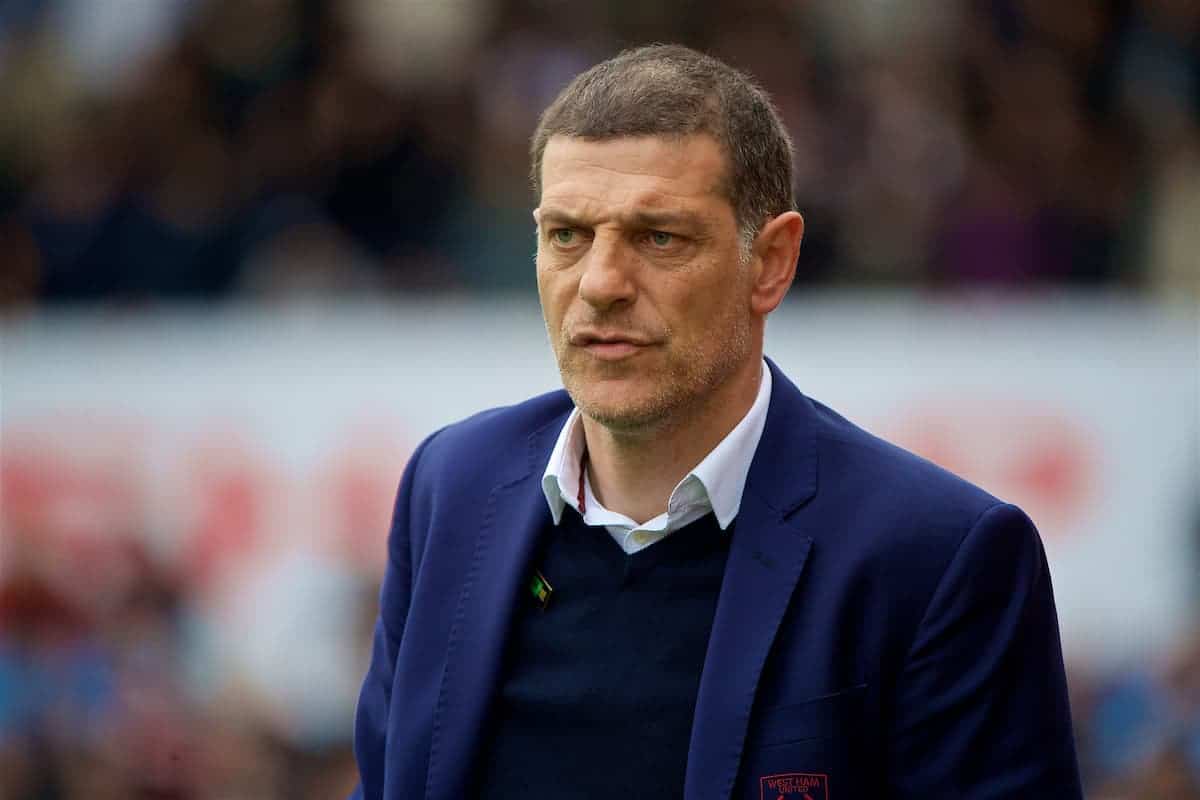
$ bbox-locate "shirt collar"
[541,360,772,530]
[541,410,586,526]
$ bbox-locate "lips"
[568,330,657,360]
[569,331,653,347]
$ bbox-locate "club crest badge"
[759,772,829,800]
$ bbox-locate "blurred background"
[0,0,1197,797]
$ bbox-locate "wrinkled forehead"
[537,134,735,217]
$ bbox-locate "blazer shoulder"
[809,397,1001,518]
[796,397,1052,666]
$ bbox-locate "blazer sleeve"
[350,433,436,800]
[887,502,1084,798]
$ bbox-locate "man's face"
[535,134,757,432]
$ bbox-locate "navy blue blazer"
[351,360,1082,799]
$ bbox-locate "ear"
[749,211,804,316]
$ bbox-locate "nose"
[577,234,636,311]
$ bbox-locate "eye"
[551,228,576,246]
[648,231,674,247]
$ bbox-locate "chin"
[569,383,676,432]
[579,403,665,432]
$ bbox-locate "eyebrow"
[538,207,705,231]
[626,210,703,230]
[537,209,589,229]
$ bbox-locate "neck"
[580,357,763,525]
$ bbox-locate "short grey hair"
[530,44,796,248]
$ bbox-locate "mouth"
[569,331,656,361]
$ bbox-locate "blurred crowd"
[0,0,1197,308]
[1072,637,1200,798]
[3,522,1200,798]
[0,530,374,799]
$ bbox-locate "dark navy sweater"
[471,509,732,797]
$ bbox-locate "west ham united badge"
[759,772,829,800]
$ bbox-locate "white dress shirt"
[541,361,772,554]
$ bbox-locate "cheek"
[536,273,574,330]
[668,272,737,326]
[534,261,556,298]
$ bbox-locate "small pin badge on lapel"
[529,568,553,610]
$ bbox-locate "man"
[351,45,1082,799]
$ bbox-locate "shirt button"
[632,531,652,546]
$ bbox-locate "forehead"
[538,135,733,221]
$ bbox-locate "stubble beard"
[549,301,754,437]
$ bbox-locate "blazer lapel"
[424,417,562,800]
[684,360,820,800]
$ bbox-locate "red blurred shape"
[884,397,1097,537]
[181,431,271,590]
[320,422,411,573]
[0,570,88,634]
